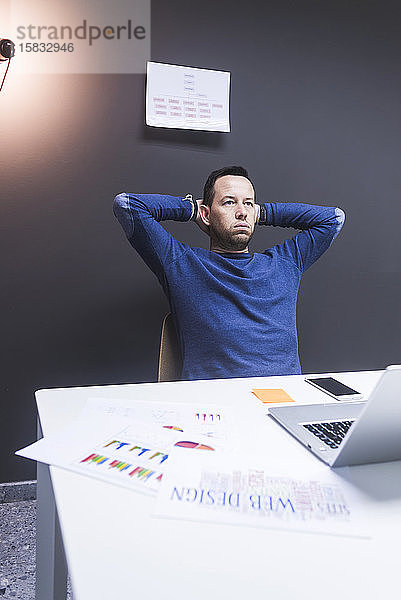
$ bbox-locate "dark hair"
[203,166,251,207]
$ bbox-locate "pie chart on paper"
[174,441,215,451]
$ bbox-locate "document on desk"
[154,451,370,538]
[16,401,234,495]
[80,397,233,444]
[17,415,173,494]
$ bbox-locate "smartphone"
[304,377,363,401]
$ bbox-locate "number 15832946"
[19,42,74,52]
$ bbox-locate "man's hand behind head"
[254,203,260,225]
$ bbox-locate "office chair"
[158,313,183,382]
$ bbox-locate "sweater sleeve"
[113,193,193,284]
[258,202,345,272]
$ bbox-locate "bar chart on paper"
[146,61,231,132]
[16,399,236,495]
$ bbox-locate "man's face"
[201,175,257,252]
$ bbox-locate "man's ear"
[199,204,211,227]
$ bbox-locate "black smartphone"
[304,377,363,401]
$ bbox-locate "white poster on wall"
[146,61,231,132]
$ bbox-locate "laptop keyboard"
[303,420,354,449]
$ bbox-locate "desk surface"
[36,371,401,600]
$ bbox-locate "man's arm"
[257,202,345,272]
[113,193,195,283]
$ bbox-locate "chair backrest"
[158,313,183,382]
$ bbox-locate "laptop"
[268,365,401,467]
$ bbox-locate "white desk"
[35,371,401,600]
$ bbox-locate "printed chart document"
[146,61,231,132]
[17,414,176,495]
[154,451,370,538]
[16,399,233,495]
[80,397,232,443]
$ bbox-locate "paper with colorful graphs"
[15,399,234,495]
[79,397,233,444]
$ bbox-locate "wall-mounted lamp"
[0,39,15,93]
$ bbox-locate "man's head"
[200,166,257,253]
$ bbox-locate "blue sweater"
[113,194,345,380]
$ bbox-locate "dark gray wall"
[1,0,400,482]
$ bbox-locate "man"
[113,166,345,380]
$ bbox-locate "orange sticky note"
[252,388,295,404]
